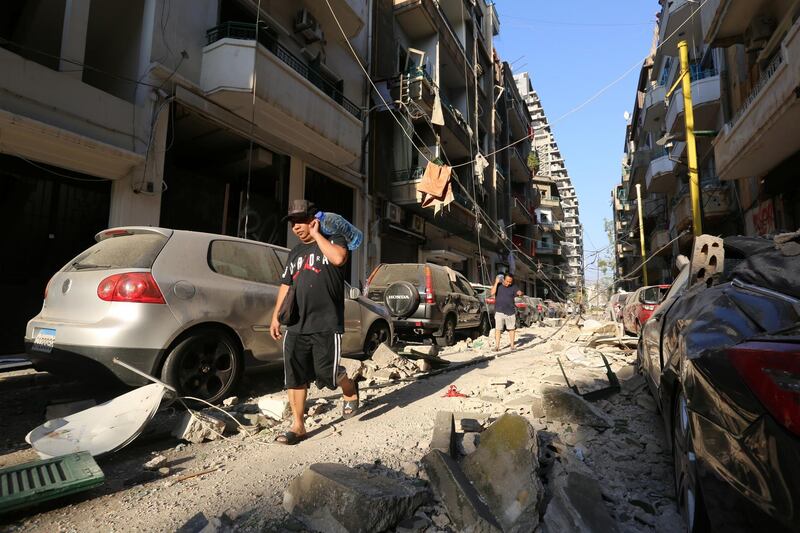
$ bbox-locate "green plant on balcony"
[527,151,540,173]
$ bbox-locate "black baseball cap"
[283,199,318,222]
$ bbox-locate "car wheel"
[363,321,391,357]
[435,317,456,347]
[471,314,490,339]
[161,329,242,404]
[672,391,710,533]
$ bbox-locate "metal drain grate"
[0,452,104,514]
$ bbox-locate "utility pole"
[678,40,703,236]
[636,183,648,286]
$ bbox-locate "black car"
[366,263,490,346]
[638,235,800,532]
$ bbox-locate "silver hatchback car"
[25,227,393,402]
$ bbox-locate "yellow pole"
[678,40,703,236]
[636,183,649,286]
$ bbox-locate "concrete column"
[108,99,168,227]
[285,156,305,248]
[59,0,92,79]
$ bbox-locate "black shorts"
[282,331,344,390]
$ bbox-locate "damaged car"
[638,234,800,532]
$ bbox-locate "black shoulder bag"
[278,286,299,326]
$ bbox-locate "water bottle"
[314,212,363,251]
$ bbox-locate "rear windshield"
[370,264,423,286]
[66,233,168,271]
[641,286,668,304]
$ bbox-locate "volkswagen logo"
[62,279,72,294]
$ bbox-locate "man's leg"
[494,313,502,349]
[288,387,308,435]
[509,329,516,349]
[339,374,357,401]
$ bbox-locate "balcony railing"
[728,51,784,129]
[392,167,425,183]
[206,22,362,119]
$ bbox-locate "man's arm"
[270,284,290,340]
[490,277,500,296]
[310,219,348,266]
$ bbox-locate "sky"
[493,0,659,283]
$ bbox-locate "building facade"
[515,72,582,299]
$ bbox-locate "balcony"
[512,235,535,257]
[200,23,362,166]
[650,228,671,256]
[658,0,703,57]
[644,152,676,194]
[440,94,472,159]
[643,84,667,130]
[665,72,721,134]
[391,67,437,120]
[511,194,536,225]
[617,242,636,257]
[540,221,562,233]
[510,146,532,183]
[702,0,770,47]
[670,183,733,231]
[536,242,562,256]
[714,19,800,180]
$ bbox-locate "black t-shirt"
[281,236,348,334]
[494,283,518,315]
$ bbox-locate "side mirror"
[348,287,361,300]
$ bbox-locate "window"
[67,233,168,271]
[208,240,282,284]
[454,275,475,296]
[664,266,690,302]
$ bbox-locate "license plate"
[32,328,56,353]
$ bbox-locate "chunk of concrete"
[462,414,542,532]
[340,358,365,380]
[144,454,167,470]
[373,368,401,381]
[258,397,290,421]
[542,460,619,533]
[172,412,226,444]
[580,320,618,335]
[430,411,456,457]
[458,432,480,455]
[422,450,502,533]
[371,343,398,366]
[283,463,429,533]
[541,387,612,429]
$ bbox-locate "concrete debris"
[44,399,96,420]
[257,397,290,421]
[371,343,399,366]
[176,511,233,533]
[158,467,171,477]
[403,344,438,357]
[542,459,619,533]
[283,463,429,533]
[172,412,226,444]
[395,514,431,533]
[462,414,543,532]
[540,387,612,429]
[460,418,483,432]
[543,318,563,327]
[422,450,502,533]
[401,461,420,477]
[430,411,456,457]
[307,399,331,417]
[458,432,480,456]
[221,396,239,407]
[580,320,618,335]
[144,454,167,470]
[340,358,366,380]
[373,368,401,381]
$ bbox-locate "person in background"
[270,200,359,445]
[491,273,523,351]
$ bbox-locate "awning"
[423,249,468,264]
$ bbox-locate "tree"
[527,151,539,174]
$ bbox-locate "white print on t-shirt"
[283,252,330,280]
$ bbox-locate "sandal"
[342,382,360,419]
[275,431,308,445]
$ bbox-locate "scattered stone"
[540,387,612,429]
[460,418,483,432]
[504,395,537,407]
[308,399,331,417]
[581,320,617,335]
[459,432,480,456]
[542,460,619,533]
[284,463,429,533]
[222,396,239,407]
[241,412,272,429]
[144,454,167,470]
[635,394,658,412]
[401,461,420,477]
[431,513,450,528]
[422,450,502,533]
[405,345,438,357]
[396,514,432,533]
[628,498,656,515]
[258,397,290,421]
[371,343,399,366]
[430,411,456,457]
[158,467,171,477]
[340,358,366,380]
[462,414,542,532]
[172,412,226,444]
[45,399,96,420]
[412,359,433,372]
[374,368,401,381]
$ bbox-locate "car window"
[432,269,451,294]
[370,264,423,287]
[208,240,282,285]
[67,233,168,271]
[664,266,690,302]
[454,276,475,296]
[641,286,666,303]
[619,294,630,304]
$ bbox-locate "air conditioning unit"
[295,9,323,43]
[385,202,403,224]
[409,214,425,234]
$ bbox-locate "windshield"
[66,233,168,271]
[664,266,690,302]
[369,264,424,286]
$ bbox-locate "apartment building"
[531,175,569,299]
[368,0,508,283]
[613,0,734,288]
[702,0,800,234]
[515,72,583,298]
[0,0,370,353]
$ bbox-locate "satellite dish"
[623,111,631,121]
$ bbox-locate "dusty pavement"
[1,317,681,532]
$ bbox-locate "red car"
[622,284,670,336]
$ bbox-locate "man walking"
[270,200,359,445]
[491,273,523,351]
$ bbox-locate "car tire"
[471,314,490,339]
[672,390,711,533]
[161,328,242,404]
[435,316,456,347]
[363,321,391,357]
